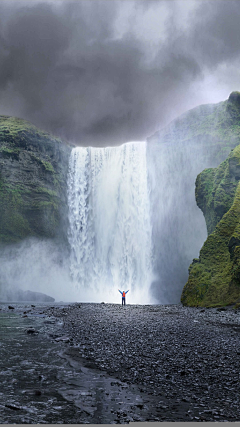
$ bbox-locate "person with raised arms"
[118,289,129,306]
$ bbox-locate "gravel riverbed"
[1,302,240,423]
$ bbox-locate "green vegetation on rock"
[148,91,240,305]
[149,91,240,164]
[181,143,240,307]
[0,115,71,244]
[195,155,238,235]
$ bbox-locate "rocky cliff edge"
[181,94,240,307]
[0,115,71,244]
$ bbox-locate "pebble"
[5,403,21,410]
[26,327,37,335]
[55,336,70,343]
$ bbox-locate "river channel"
[0,303,153,424]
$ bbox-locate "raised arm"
[125,290,129,294]
[118,289,123,295]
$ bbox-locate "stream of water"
[0,304,152,423]
[67,142,154,304]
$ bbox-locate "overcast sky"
[0,0,239,146]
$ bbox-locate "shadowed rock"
[3,289,55,302]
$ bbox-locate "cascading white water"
[67,141,154,304]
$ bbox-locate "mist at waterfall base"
[0,238,73,303]
[0,142,155,305]
[0,138,222,304]
[147,139,209,303]
[67,142,155,304]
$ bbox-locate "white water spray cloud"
[0,142,157,305]
[67,141,156,304]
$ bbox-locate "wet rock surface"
[0,302,240,423]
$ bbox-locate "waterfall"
[67,142,154,303]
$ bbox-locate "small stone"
[55,336,70,343]
[5,403,21,410]
[8,306,15,310]
[26,328,37,334]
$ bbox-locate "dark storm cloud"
[0,0,239,146]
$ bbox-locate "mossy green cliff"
[149,91,240,162]
[181,142,240,307]
[0,116,71,243]
[147,91,240,304]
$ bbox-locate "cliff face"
[147,91,240,303]
[149,91,240,161]
[181,143,240,307]
[0,116,71,244]
[2,92,240,304]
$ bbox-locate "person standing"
[118,289,129,305]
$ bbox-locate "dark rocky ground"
[0,302,240,423]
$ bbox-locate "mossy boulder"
[0,115,71,243]
[181,144,240,307]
